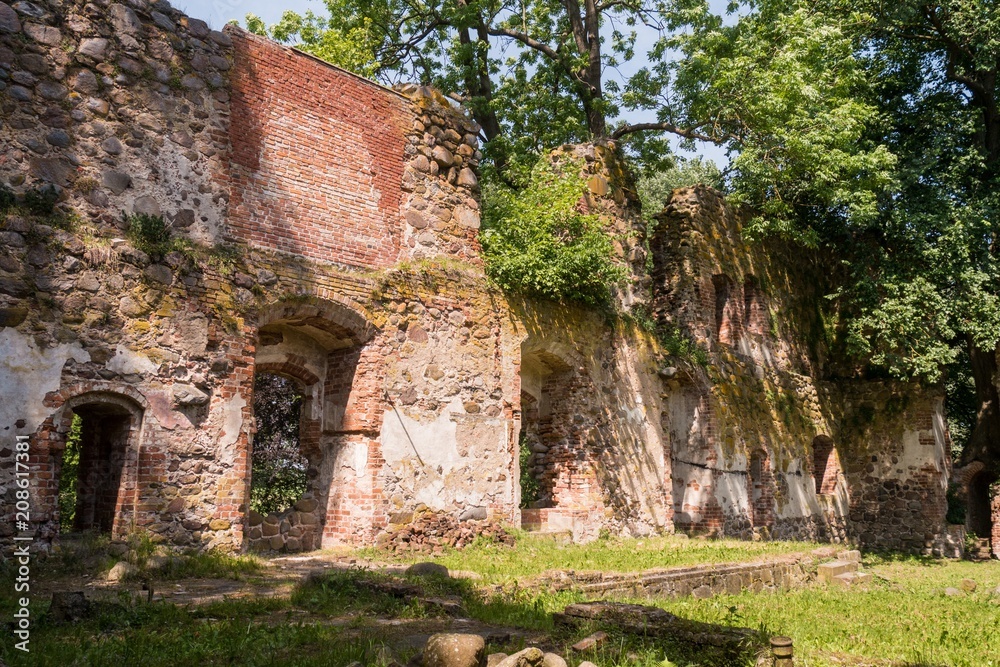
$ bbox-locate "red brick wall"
[227,31,410,269]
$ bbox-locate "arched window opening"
[713,274,734,345]
[743,278,766,335]
[812,435,841,495]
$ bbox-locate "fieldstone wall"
[0,0,512,553]
[649,186,951,553]
[540,553,814,598]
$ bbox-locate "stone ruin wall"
[649,187,952,554]
[0,0,952,555]
[0,0,513,553]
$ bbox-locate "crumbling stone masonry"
[650,188,953,553]
[0,1,954,555]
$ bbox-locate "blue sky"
[177,0,728,165]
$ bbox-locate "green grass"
[651,554,1000,667]
[358,531,824,582]
[0,596,403,667]
[8,534,998,667]
[150,551,266,580]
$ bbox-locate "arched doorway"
[248,297,375,551]
[518,343,575,531]
[56,392,144,537]
[249,373,310,517]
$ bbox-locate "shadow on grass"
[292,567,770,666]
[0,556,768,667]
[860,549,943,568]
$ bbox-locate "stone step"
[830,571,872,589]
[817,560,858,582]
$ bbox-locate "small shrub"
[481,157,626,306]
[124,211,172,256]
[23,184,59,215]
[75,176,100,194]
[659,324,710,367]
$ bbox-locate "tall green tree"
[245,0,716,178]
[662,0,999,465]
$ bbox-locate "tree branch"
[485,26,561,62]
[611,121,725,143]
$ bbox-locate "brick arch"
[952,460,986,493]
[45,381,150,417]
[253,361,321,388]
[258,295,376,348]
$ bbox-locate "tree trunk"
[457,24,503,143]
[961,339,1000,470]
[563,0,607,138]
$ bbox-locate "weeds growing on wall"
[124,212,173,256]
[23,184,59,216]
[480,158,626,306]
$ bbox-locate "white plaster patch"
[106,344,159,376]
[381,398,471,509]
[893,429,937,477]
[0,329,89,434]
[776,470,823,519]
[714,470,750,516]
[353,440,368,479]
[672,461,713,523]
[216,392,246,463]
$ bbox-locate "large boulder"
[423,633,485,667]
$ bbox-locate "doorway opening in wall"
[57,403,134,534]
[967,470,995,550]
[250,373,308,515]
[518,345,575,530]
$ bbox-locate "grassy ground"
[358,531,824,582]
[652,554,1000,667]
[3,534,998,666]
